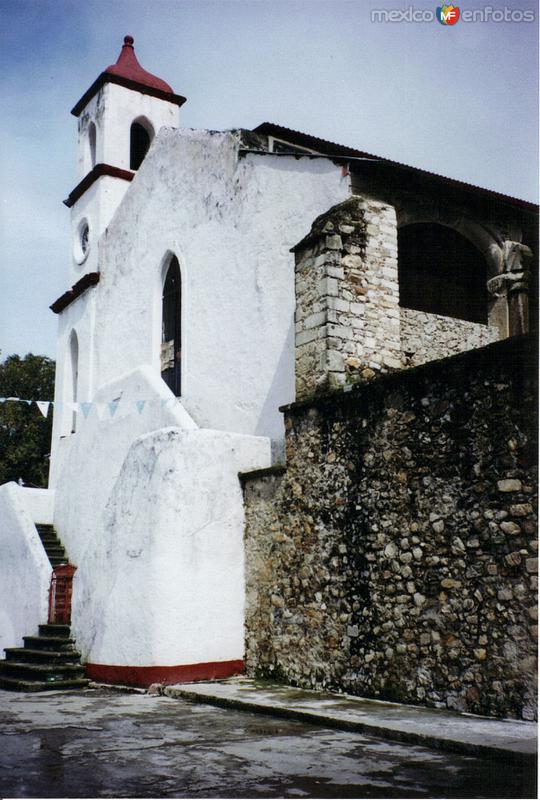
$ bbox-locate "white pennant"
[36,401,50,418]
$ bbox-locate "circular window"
[74,219,90,264]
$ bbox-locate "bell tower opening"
[130,119,153,170]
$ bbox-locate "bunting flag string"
[0,396,185,422]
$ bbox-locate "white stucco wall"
[85,128,349,451]
[0,483,51,651]
[72,83,180,279]
[49,289,97,478]
[46,122,346,671]
[73,426,269,666]
[20,488,55,524]
[69,176,132,280]
[53,365,196,563]
[76,83,179,180]
[52,363,270,666]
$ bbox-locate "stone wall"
[294,196,401,400]
[243,335,537,720]
[400,308,500,368]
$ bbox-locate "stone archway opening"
[398,223,488,324]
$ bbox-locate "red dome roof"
[105,36,174,94]
[71,35,186,117]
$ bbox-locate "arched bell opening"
[130,118,154,170]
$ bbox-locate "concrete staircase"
[36,524,68,567]
[0,524,89,692]
[0,625,89,692]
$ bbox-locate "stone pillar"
[487,241,532,337]
[292,196,400,401]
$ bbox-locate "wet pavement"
[165,678,537,761]
[0,688,536,799]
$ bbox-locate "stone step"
[35,524,69,566]
[5,647,81,664]
[22,635,77,651]
[0,675,89,692]
[38,624,71,638]
[43,547,66,557]
[0,661,86,681]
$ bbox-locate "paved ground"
[0,688,536,799]
[165,678,537,761]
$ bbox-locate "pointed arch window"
[161,256,182,396]
[130,121,151,170]
[69,330,79,433]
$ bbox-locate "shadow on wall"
[254,318,295,462]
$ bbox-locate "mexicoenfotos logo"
[371,5,536,23]
[437,4,460,24]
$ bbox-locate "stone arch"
[397,222,489,324]
[396,201,503,279]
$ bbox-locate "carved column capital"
[502,240,532,274]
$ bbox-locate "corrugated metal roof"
[253,122,537,213]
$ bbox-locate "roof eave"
[71,72,187,117]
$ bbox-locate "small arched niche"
[398,223,488,324]
[88,122,97,169]
[68,330,79,433]
[161,256,182,396]
[130,118,154,170]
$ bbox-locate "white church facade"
[0,37,536,691]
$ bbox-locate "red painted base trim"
[86,659,244,688]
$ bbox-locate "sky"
[0,0,538,360]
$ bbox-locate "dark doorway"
[130,122,151,170]
[161,256,182,396]
[398,223,488,324]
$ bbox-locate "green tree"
[0,354,55,488]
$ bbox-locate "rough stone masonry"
[292,196,501,399]
[242,335,537,720]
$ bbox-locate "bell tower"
[65,35,186,279]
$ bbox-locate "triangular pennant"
[80,402,93,419]
[135,400,146,414]
[36,401,50,418]
[95,403,107,420]
[108,401,119,418]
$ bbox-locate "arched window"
[130,121,152,170]
[161,256,182,396]
[88,122,97,169]
[398,223,488,324]
[69,331,79,433]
